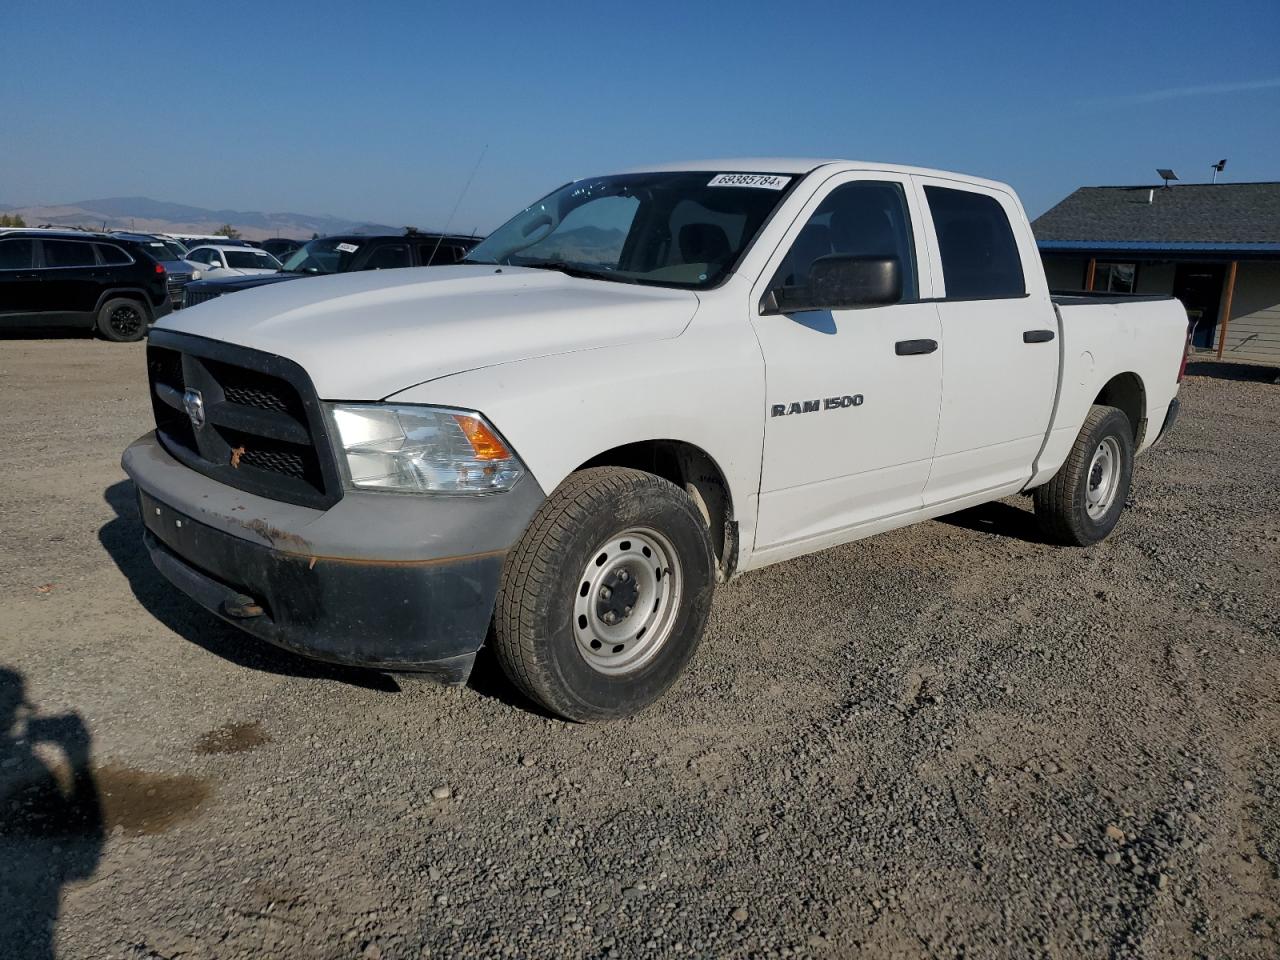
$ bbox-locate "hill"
[2,196,401,241]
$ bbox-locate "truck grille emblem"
[183,388,206,428]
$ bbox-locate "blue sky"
[2,0,1277,230]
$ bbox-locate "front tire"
[96,297,150,342]
[493,467,716,721]
[1034,404,1134,546]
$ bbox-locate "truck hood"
[157,265,700,399]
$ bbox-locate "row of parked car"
[0,226,482,341]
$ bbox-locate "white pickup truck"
[124,159,1189,721]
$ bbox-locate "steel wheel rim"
[572,527,681,676]
[109,304,143,337]
[1085,436,1122,519]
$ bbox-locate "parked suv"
[110,232,198,310]
[0,229,171,341]
[182,233,480,308]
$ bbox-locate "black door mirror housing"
[762,255,902,315]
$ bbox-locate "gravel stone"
[1,344,1277,960]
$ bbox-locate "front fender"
[386,325,766,552]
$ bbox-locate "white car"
[124,158,1190,721]
[182,245,281,279]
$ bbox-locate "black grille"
[146,332,342,509]
[183,288,223,308]
[240,446,307,479]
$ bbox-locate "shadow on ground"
[937,500,1051,544]
[1185,360,1278,384]
[98,480,400,693]
[0,667,103,960]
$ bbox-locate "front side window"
[420,242,463,265]
[1093,261,1137,294]
[924,186,1025,300]
[186,248,211,264]
[361,244,411,270]
[770,180,918,300]
[225,250,279,270]
[41,239,96,268]
[465,171,796,289]
[0,238,35,270]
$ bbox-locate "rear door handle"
[895,338,938,356]
[1023,329,1055,343]
[14,272,40,280]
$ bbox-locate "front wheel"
[493,467,716,721]
[96,297,150,342]
[1033,404,1134,546]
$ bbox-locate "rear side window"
[42,239,97,268]
[96,243,132,265]
[0,238,35,269]
[924,186,1025,300]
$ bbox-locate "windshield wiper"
[515,260,637,283]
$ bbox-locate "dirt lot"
[1,338,1277,960]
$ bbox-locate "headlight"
[191,269,202,280]
[327,404,525,493]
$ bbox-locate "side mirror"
[762,255,902,315]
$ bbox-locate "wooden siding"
[1215,262,1280,366]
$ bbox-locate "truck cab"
[124,160,1188,720]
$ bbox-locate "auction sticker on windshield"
[708,173,791,190]
[336,242,360,254]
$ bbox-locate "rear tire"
[1033,404,1134,546]
[493,467,716,722]
[96,297,150,342]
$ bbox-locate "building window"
[1093,261,1137,294]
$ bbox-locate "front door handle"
[895,338,938,356]
[1023,329,1055,343]
[14,272,40,280]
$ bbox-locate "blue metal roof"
[1037,240,1280,254]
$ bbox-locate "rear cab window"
[923,186,1025,300]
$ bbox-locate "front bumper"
[123,431,545,681]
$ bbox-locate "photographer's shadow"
[98,480,398,692]
[0,667,103,960]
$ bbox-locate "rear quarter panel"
[1030,297,1187,487]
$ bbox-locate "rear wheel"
[493,467,715,721]
[96,297,149,342]
[1034,404,1134,546]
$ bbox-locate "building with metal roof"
[1033,182,1280,367]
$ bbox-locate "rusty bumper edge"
[138,489,499,682]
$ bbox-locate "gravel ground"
[1,339,1277,960]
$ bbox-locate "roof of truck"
[614,158,1014,192]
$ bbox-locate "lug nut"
[603,611,618,625]
[623,605,632,616]
[599,586,612,600]
[617,570,629,582]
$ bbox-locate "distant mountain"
[2,196,403,241]
[530,225,626,263]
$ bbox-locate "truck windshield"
[280,238,363,274]
[464,171,798,289]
